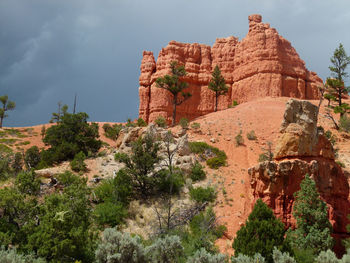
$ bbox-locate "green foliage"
[24,146,41,169]
[93,170,132,205]
[27,172,95,262]
[155,116,167,128]
[0,247,46,263]
[235,130,244,146]
[232,199,291,263]
[179,117,189,129]
[324,130,336,145]
[93,202,127,227]
[190,186,217,203]
[146,235,183,263]
[115,133,161,197]
[258,153,269,162]
[43,112,102,165]
[0,95,16,128]
[12,152,23,173]
[190,162,206,182]
[187,248,227,263]
[329,43,350,81]
[339,114,350,133]
[126,118,136,127]
[208,65,228,112]
[102,123,123,140]
[95,228,147,263]
[70,151,87,172]
[246,130,257,140]
[49,102,68,123]
[156,61,191,126]
[272,247,296,263]
[231,253,265,263]
[157,168,185,194]
[191,122,201,130]
[15,171,40,195]
[315,250,338,263]
[258,142,274,162]
[0,143,12,154]
[0,153,12,180]
[40,125,46,139]
[292,248,315,263]
[137,118,147,127]
[287,174,333,254]
[189,142,227,169]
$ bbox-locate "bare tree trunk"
[214,93,218,112]
[172,95,177,126]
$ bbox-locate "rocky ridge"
[139,14,322,124]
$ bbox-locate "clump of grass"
[155,116,167,128]
[189,141,227,169]
[0,144,13,154]
[0,138,17,145]
[235,130,244,146]
[191,122,200,130]
[246,130,257,140]
[339,114,350,133]
[179,117,189,129]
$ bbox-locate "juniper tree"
[208,65,228,112]
[287,174,333,254]
[0,95,15,128]
[155,61,191,126]
[232,199,291,263]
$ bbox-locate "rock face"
[248,99,349,246]
[139,14,322,124]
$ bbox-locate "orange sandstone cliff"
[139,14,322,124]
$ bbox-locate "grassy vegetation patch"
[0,129,26,138]
[189,141,227,169]
[0,138,18,145]
[0,144,13,153]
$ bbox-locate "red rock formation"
[139,14,323,124]
[248,99,350,252]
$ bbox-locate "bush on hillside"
[189,162,206,182]
[102,123,123,140]
[24,146,41,169]
[70,151,87,172]
[155,116,167,128]
[189,141,227,169]
[189,186,217,203]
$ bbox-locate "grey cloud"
[0,0,349,126]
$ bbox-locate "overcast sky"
[1,0,350,127]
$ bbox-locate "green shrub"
[0,143,13,154]
[191,122,200,130]
[15,171,40,195]
[324,130,336,145]
[157,168,185,194]
[0,247,46,263]
[258,153,269,162]
[70,151,87,172]
[126,118,136,127]
[137,118,147,127]
[246,130,257,140]
[102,123,123,140]
[24,146,41,169]
[43,112,102,164]
[155,116,167,128]
[12,152,23,174]
[189,141,227,169]
[339,114,350,133]
[235,130,244,146]
[190,186,217,203]
[179,117,189,129]
[146,235,183,263]
[190,162,206,181]
[93,202,127,227]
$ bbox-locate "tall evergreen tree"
[155,61,191,126]
[0,95,15,128]
[208,65,228,112]
[232,199,291,263]
[287,174,333,254]
[327,44,350,116]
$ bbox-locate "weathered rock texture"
[139,14,322,124]
[249,99,349,246]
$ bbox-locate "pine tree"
[0,95,15,128]
[327,44,350,117]
[208,65,228,112]
[232,199,290,263]
[155,61,191,126]
[287,174,333,254]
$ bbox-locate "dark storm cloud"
[0,0,350,126]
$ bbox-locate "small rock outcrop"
[139,14,322,124]
[249,99,349,243]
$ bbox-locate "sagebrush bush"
[190,162,206,181]
[0,247,46,263]
[146,235,183,263]
[190,186,217,203]
[95,228,147,263]
[137,118,147,127]
[187,248,227,263]
[235,130,244,146]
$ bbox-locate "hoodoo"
[138,14,322,124]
